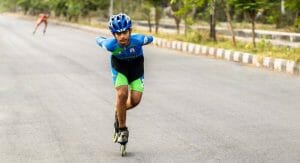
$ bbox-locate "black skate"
[117,128,129,156]
[113,122,120,143]
[117,128,129,145]
[112,112,129,156]
[113,113,119,143]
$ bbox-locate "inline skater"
[96,13,153,156]
[32,12,49,35]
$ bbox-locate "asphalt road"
[0,15,300,163]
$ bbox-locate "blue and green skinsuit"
[96,34,153,92]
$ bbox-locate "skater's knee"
[117,90,128,102]
[131,98,141,107]
[127,97,141,109]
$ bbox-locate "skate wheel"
[120,145,126,156]
[112,133,118,143]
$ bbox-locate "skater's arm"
[96,37,116,52]
[96,36,107,48]
[132,34,153,46]
[142,35,153,45]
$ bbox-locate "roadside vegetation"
[147,29,300,62]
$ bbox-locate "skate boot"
[117,127,129,156]
[43,30,46,35]
[117,127,129,145]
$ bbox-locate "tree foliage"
[170,0,206,35]
[228,0,269,47]
[286,0,300,31]
[0,0,109,21]
[0,0,299,34]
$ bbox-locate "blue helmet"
[108,13,132,33]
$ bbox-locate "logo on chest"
[129,48,136,53]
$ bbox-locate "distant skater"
[32,13,49,35]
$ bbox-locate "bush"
[186,31,203,43]
[294,18,300,32]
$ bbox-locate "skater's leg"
[115,86,130,144]
[32,25,38,34]
[126,77,144,110]
[33,20,42,34]
[115,85,128,129]
[43,20,48,34]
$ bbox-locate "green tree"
[0,0,19,12]
[30,0,50,14]
[286,0,300,31]
[17,0,32,14]
[229,0,268,48]
[170,0,205,35]
[49,0,68,17]
[262,0,291,29]
[169,0,182,34]
[65,0,81,21]
[221,0,236,47]
[80,0,109,17]
[48,0,108,22]
[1,0,110,21]
[140,1,153,33]
[209,0,217,41]
[147,0,169,34]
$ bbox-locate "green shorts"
[112,72,144,92]
[111,56,144,92]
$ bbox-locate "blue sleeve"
[143,35,153,45]
[132,34,153,46]
[96,36,106,48]
[96,37,116,52]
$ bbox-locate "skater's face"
[114,29,131,47]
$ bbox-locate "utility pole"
[109,0,114,17]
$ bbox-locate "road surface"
[0,15,300,163]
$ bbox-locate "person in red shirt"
[32,13,49,35]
